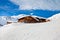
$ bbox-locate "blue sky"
[0,0,60,18]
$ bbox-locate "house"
[18,16,50,23]
[7,22,12,24]
[18,16,38,23]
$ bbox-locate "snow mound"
[48,13,60,21]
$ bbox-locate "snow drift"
[0,13,60,40]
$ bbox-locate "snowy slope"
[48,13,60,21]
[48,13,60,22]
[0,13,60,40]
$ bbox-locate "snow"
[0,14,27,26]
[0,16,17,26]
[0,13,60,40]
[48,13,60,21]
[0,16,7,25]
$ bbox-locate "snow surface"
[48,13,60,21]
[0,13,60,40]
[0,14,28,26]
[0,16,7,25]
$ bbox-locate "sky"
[0,0,60,18]
[10,0,60,10]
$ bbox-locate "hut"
[7,22,12,24]
[18,16,38,23]
[18,16,50,23]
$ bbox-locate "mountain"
[0,16,7,25]
[0,16,17,26]
[0,13,60,40]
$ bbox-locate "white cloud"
[10,0,60,10]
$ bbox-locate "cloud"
[10,0,60,10]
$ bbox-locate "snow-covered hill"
[0,16,7,25]
[48,13,60,21]
[0,13,60,40]
[0,14,45,26]
[0,14,27,26]
[0,16,17,26]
